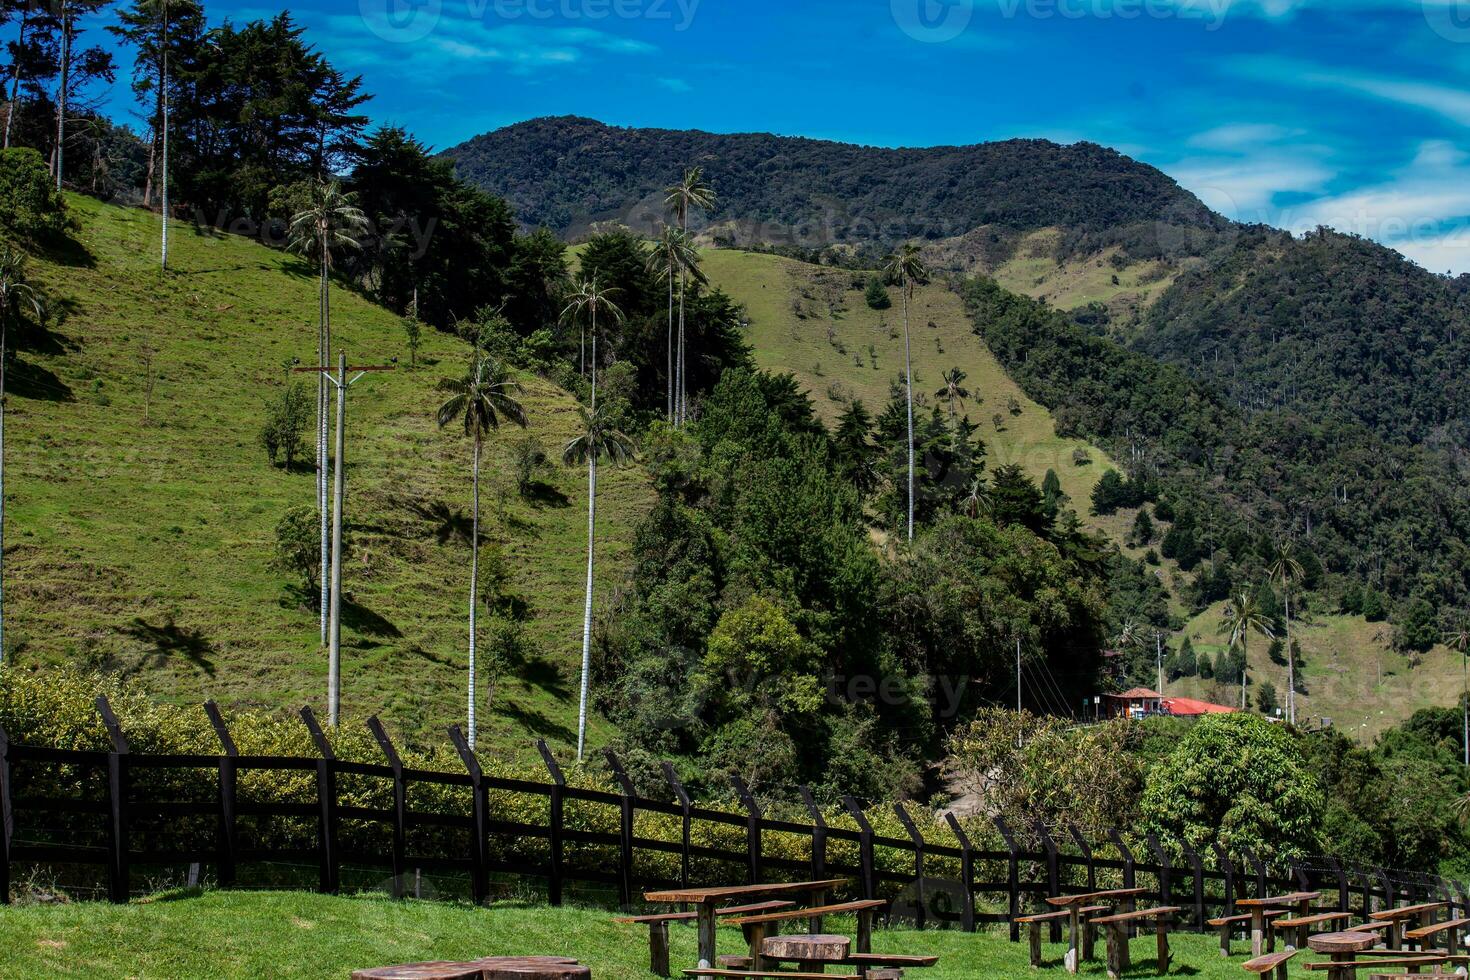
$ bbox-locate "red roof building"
[1162,696,1238,716]
[1099,689,1239,720]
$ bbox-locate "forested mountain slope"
[1137,227,1470,450]
[443,116,1226,266]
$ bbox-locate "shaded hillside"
[443,116,1226,264]
[6,195,652,757]
[1137,227,1470,450]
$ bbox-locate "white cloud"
[1165,121,1333,216]
[1229,57,1470,130]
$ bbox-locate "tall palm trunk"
[666,265,674,421]
[1241,642,1248,709]
[902,278,915,543]
[3,7,28,151]
[591,305,598,410]
[577,451,597,762]
[160,3,170,269]
[1284,591,1293,723]
[468,433,481,747]
[317,243,330,646]
[676,273,686,424]
[0,317,8,663]
[53,2,69,191]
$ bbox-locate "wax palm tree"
[0,248,43,663]
[646,227,701,422]
[436,356,527,748]
[935,367,970,423]
[664,167,716,424]
[1221,592,1274,710]
[1447,621,1470,768]
[883,243,930,543]
[961,477,991,519]
[289,180,369,645]
[563,405,636,761]
[1267,543,1305,724]
[560,278,624,409]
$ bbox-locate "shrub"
[274,506,323,596]
[864,277,891,310]
[258,382,312,469]
[1139,712,1324,861]
[0,148,73,241]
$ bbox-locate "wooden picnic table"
[1045,888,1147,974]
[1306,931,1378,980]
[1237,892,1323,958]
[643,879,849,975]
[1368,901,1449,950]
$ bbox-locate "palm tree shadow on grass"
[408,500,474,546]
[120,616,216,677]
[498,700,575,744]
[506,646,571,701]
[341,595,402,639]
[519,481,570,508]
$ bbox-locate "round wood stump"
[351,963,487,980]
[761,934,851,964]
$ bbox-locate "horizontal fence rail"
[0,698,1463,938]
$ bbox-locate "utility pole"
[295,352,394,726]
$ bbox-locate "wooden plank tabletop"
[643,879,849,904]
[1369,901,1450,920]
[1045,887,1147,907]
[1236,892,1322,907]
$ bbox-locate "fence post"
[1212,843,1235,916]
[894,803,927,930]
[448,725,487,905]
[1326,856,1349,914]
[1243,848,1267,898]
[843,797,876,901]
[944,813,977,933]
[299,707,338,894]
[730,776,762,886]
[536,740,565,907]
[1067,823,1096,893]
[1179,838,1205,933]
[96,696,130,904]
[661,763,692,891]
[367,717,406,899]
[203,701,238,889]
[603,749,636,910]
[1033,820,1062,941]
[1106,829,1137,937]
[799,786,827,884]
[994,815,1021,941]
[1145,831,1172,907]
[0,721,10,905]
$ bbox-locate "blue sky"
[75,0,1470,273]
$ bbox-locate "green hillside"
[698,249,1149,547]
[5,195,652,758]
[1165,603,1464,739]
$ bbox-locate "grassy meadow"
[0,889,1290,979]
[6,195,652,759]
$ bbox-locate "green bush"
[0,148,74,242]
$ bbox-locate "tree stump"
[762,934,850,971]
[351,957,585,980]
[351,963,486,980]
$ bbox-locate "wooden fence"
[1,697,1464,940]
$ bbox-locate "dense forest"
[966,277,1470,638]
[441,116,1228,264]
[1138,226,1470,451]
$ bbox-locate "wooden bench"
[1403,917,1470,952]
[1090,906,1181,979]
[726,899,888,966]
[616,901,796,977]
[1210,910,1290,956]
[1302,955,1448,975]
[1243,949,1298,979]
[1274,911,1358,948]
[1015,906,1108,966]
[352,958,586,980]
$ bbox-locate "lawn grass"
[0,888,1274,978]
[7,195,652,760]
[1168,604,1463,739]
